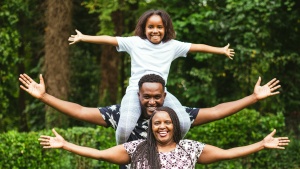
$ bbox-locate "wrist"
[62,140,68,150]
[39,93,48,101]
[250,93,259,103]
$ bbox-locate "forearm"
[212,94,258,120]
[62,143,129,164]
[194,94,258,126]
[39,93,104,125]
[200,141,265,164]
[40,93,83,117]
[225,141,264,159]
[189,44,225,54]
[80,35,118,46]
[63,141,103,160]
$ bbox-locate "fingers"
[255,76,262,87]
[38,136,52,148]
[39,74,44,85]
[52,128,59,136]
[269,129,276,137]
[277,137,290,149]
[19,74,32,89]
[266,78,278,87]
[19,73,32,84]
[269,80,280,89]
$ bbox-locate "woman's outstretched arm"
[39,129,130,165]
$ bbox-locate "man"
[19,73,281,142]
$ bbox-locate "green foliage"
[0,127,118,169]
[0,0,27,131]
[1,110,299,168]
[185,108,299,169]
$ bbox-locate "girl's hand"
[223,43,235,59]
[68,29,83,45]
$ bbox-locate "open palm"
[19,73,45,99]
[253,77,280,100]
[39,129,65,149]
[263,129,289,149]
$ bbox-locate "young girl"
[68,9,235,144]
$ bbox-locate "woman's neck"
[156,141,177,153]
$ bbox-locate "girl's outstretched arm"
[68,29,118,46]
[197,129,289,164]
[189,43,235,59]
[39,129,130,165]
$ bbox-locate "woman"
[39,107,289,168]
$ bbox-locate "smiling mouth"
[147,106,157,112]
[159,131,168,137]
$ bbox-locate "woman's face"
[152,111,174,145]
[145,15,165,44]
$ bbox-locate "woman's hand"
[263,129,290,149]
[39,129,65,149]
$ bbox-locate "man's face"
[138,82,166,118]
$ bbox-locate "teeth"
[147,107,156,111]
[159,131,167,137]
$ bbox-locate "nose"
[149,98,155,104]
[153,27,158,33]
[159,123,166,129]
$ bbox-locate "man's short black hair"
[138,74,165,90]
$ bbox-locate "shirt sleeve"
[171,40,192,58]
[116,36,136,53]
[98,104,121,129]
[184,106,200,125]
[180,139,205,160]
[123,140,145,157]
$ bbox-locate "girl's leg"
[116,90,141,144]
[163,91,191,138]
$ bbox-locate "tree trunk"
[99,9,124,105]
[44,0,72,128]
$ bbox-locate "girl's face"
[145,15,165,44]
[152,111,174,145]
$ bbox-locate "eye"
[165,121,172,125]
[154,121,160,126]
[158,26,164,29]
[155,96,161,99]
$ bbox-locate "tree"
[44,0,72,128]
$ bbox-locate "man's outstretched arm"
[192,77,281,126]
[19,73,108,126]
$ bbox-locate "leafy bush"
[0,127,118,169]
[0,109,299,168]
[185,108,299,169]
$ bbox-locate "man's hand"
[68,29,83,45]
[263,129,290,149]
[254,77,281,100]
[19,73,45,99]
[223,43,235,60]
[39,129,65,149]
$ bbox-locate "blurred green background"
[1,0,299,168]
